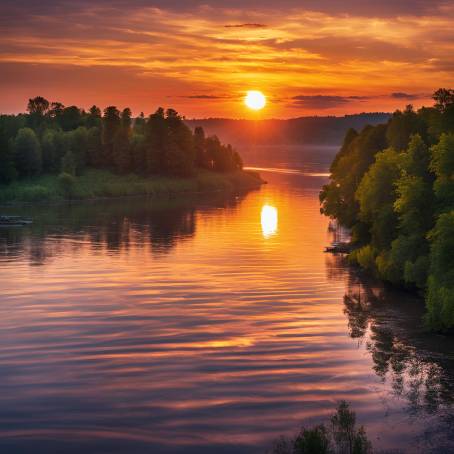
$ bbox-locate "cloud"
[0,0,453,116]
[224,23,267,28]
[391,92,421,100]
[290,95,370,109]
[182,95,226,99]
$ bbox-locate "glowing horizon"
[1,1,453,118]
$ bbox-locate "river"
[0,147,453,453]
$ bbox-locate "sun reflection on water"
[261,204,278,238]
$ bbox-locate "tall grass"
[0,169,263,204]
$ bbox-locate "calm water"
[0,149,453,453]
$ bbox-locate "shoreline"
[0,169,265,207]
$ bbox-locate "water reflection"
[261,205,278,238]
[0,193,248,266]
[0,168,453,453]
[324,254,454,450]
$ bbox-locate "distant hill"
[186,113,390,147]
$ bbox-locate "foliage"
[58,172,77,198]
[12,127,42,177]
[0,168,262,204]
[268,401,372,454]
[320,89,454,330]
[0,97,244,186]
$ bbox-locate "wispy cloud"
[224,23,267,28]
[0,0,451,116]
[290,95,371,109]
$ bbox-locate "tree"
[294,425,331,453]
[194,126,207,167]
[41,129,59,173]
[58,172,77,199]
[130,133,146,174]
[112,108,132,174]
[432,88,454,113]
[390,135,434,287]
[85,105,102,129]
[113,130,131,174]
[68,127,88,175]
[13,128,42,177]
[59,106,83,131]
[386,105,426,151]
[102,106,121,167]
[27,96,50,116]
[269,401,372,454]
[27,96,50,130]
[165,108,194,176]
[48,102,65,120]
[86,127,103,167]
[356,148,402,251]
[134,112,146,135]
[144,107,167,174]
[430,133,454,209]
[0,117,17,183]
[425,212,454,331]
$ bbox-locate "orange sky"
[1,0,453,118]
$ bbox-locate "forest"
[0,97,244,185]
[320,89,454,331]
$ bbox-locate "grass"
[0,168,264,204]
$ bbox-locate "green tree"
[389,135,435,287]
[41,129,59,173]
[134,112,146,135]
[425,212,454,330]
[85,105,102,129]
[58,172,77,199]
[59,106,83,131]
[430,133,454,209]
[112,108,132,174]
[13,128,42,177]
[102,106,121,167]
[166,109,194,176]
[194,126,207,168]
[0,117,17,183]
[68,127,88,175]
[86,127,103,167]
[386,105,426,151]
[144,107,167,174]
[320,124,387,229]
[130,133,146,174]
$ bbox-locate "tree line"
[0,97,243,183]
[320,89,454,331]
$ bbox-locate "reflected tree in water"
[340,270,454,416]
[0,193,245,265]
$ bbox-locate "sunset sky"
[1,0,454,118]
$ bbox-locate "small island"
[0,97,263,204]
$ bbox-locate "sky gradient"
[1,0,454,118]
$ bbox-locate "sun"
[245,90,266,111]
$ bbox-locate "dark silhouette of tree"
[113,108,132,174]
[194,126,207,167]
[86,105,102,129]
[27,96,50,116]
[102,106,121,167]
[269,401,372,454]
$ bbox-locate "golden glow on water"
[0,167,451,453]
[261,204,278,239]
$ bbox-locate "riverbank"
[0,169,264,204]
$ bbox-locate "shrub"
[58,172,77,199]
